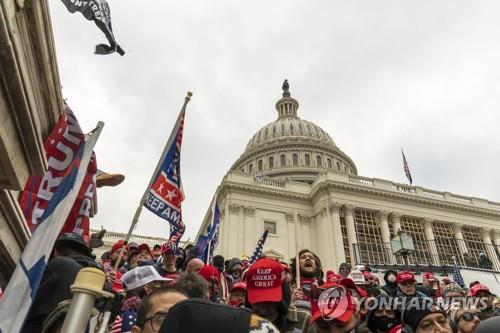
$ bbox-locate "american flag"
[144,94,191,247]
[452,263,465,288]
[249,230,269,266]
[110,309,136,333]
[401,148,413,185]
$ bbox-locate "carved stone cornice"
[228,204,241,214]
[377,210,390,221]
[285,212,295,223]
[344,205,355,216]
[244,206,255,217]
[298,214,311,224]
[328,202,342,215]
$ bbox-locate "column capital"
[298,214,311,224]
[452,223,463,233]
[391,212,402,220]
[481,227,493,239]
[285,212,295,223]
[318,207,327,217]
[243,206,255,217]
[422,217,434,228]
[228,204,241,214]
[328,201,342,214]
[377,210,390,220]
[492,229,500,239]
[344,205,355,216]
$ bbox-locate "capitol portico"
[196,81,500,279]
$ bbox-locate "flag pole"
[113,92,192,271]
[294,210,301,289]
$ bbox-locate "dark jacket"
[22,255,100,333]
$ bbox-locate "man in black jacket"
[22,233,101,333]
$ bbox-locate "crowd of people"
[19,232,500,333]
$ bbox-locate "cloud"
[48,0,500,240]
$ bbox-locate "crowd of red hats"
[19,233,500,333]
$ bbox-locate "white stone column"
[286,212,297,260]
[344,205,358,266]
[317,206,334,270]
[243,206,255,256]
[227,204,240,258]
[391,212,402,236]
[330,202,346,269]
[300,215,311,250]
[493,230,500,257]
[481,228,500,271]
[452,223,468,256]
[378,210,395,264]
[237,206,245,256]
[423,217,440,266]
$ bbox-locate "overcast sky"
[48,1,500,241]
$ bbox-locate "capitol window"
[316,155,322,167]
[248,164,253,173]
[293,153,298,166]
[264,221,277,235]
[258,160,263,171]
[269,156,274,168]
[305,154,311,166]
[280,154,286,166]
[327,158,332,168]
[337,161,341,170]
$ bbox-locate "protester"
[396,271,427,298]
[366,294,401,333]
[290,249,324,299]
[152,244,162,261]
[135,244,154,266]
[469,283,496,320]
[185,257,205,274]
[158,298,279,333]
[229,281,247,307]
[440,277,453,290]
[419,272,437,297]
[174,272,209,299]
[447,304,481,333]
[442,282,465,299]
[157,243,180,280]
[227,258,244,289]
[198,265,223,303]
[211,254,226,273]
[131,286,188,333]
[175,247,186,271]
[381,269,398,297]
[309,282,362,333]
[23,233,99,333]
[402,299,453,333]
[102,239,129,293]
[338,262,352,278]
[247,258,311,332]
[476,316,500,333]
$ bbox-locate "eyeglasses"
[139,311,168,332]
[458,312,480,322]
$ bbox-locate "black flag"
[60,0,125,56]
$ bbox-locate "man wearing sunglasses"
[448,306,481,333]
[131,286,188,333]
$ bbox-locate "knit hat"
[121,266,170,291]
[55,232,92,257]
[402,299,446,330]
[442,282,465,297]
[212,255,225,272]
[246,258,283,304]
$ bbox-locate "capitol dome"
[231,80,357,183]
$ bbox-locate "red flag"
[19,105,96,244]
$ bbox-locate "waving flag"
[248,230,269,266]
[452,262,465,288]
[143,93,191,249]
[0,122,103,333]
[401,148,413,185]
[60,0,125,55]
[196,200,221,263]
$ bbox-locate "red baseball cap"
[423,272,436,282]
[111,240,129,254]
[469,283,491,297]
[326,270,342,284]
[246,258,283,304]
[161,241,176,254]
[137,243,152,256]
[310,282,356,323]
[339,278,368,298]
[397,271,416,284]
[231,281,247,292]
[198,265,220,285]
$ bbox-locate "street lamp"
[391,230,415,270]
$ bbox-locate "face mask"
[374,315,399,331]
[387,275,396,283]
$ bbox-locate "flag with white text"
[0,121,103,333]
[60,0,125,55]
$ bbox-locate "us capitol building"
[196,81,500,284]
